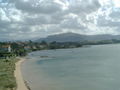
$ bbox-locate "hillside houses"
[0,45,15,58]
[0,45,11,53]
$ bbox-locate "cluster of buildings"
[0,42,46,58]
[0,45,13,58]
[0,45,11,52]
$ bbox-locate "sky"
[0,0,120,40]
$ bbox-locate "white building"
[0,45,12,52]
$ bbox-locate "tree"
[40,41,47,45]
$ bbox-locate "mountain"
[36,32,120,42]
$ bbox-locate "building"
[0,45,13,58]
[0,45,12,53]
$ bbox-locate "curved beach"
[14,58,28,90]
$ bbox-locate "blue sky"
[0,0,120,40]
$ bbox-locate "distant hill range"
[36,32,120,42]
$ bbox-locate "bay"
[22,44,120,90]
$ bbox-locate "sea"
[21,44,120,90]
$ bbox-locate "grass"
[0,57,18,90]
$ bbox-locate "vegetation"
[79,39,120,45]
[0,39,120,90]
[1,39,120,55]
[0,39,120,56]
[0,57,18,90]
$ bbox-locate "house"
[24,46,31,51]
[0,45,13,58]
[0,45,12,53]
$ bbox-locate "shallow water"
[22,44,120,90]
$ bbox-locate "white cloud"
[112,0,120,8]
[0,0,120,40]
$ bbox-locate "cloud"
[0,0,120,40]
[68,0,101,15]
[13,0,62,14]
[60,16,86,30]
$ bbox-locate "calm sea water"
[22,44,120,90]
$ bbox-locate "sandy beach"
[14,57,29,90]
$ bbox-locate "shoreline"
[14,57,30,90]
